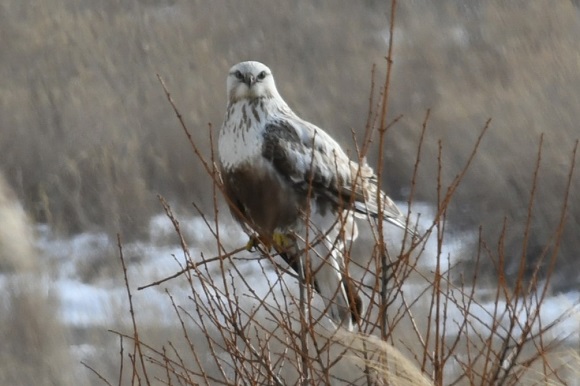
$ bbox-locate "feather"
[219,61,416,330]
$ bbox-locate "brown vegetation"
[93,91,576,384]
[1,1,578,280]
[0,0,578,385]
[0,174,80,385]
[0,173,35,272]
[89,9,576,382]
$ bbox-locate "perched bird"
[218,61,415,330]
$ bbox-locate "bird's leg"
[272,232,294,252]
[245,234,259,251]
[245,234,271,252]
[272,233,305,277]
[246,232,294,254]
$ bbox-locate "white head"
[226,61,281,103]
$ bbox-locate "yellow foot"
[272,232,294,251]
[245,233,294,253]
[245,234,262,252]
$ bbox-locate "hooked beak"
[243,74,256,87]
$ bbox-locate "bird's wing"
[261,118,349,197]
[261,117,415,234]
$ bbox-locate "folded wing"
[261,117,416,236]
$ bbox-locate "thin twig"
[377,0,398,343]
[117,234,151,386]
[137,245,248,290]
[81,361,113,386]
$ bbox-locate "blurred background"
[0,0,579,384]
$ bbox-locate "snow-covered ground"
[24,203,579,349]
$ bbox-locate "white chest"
[218,104,265,169]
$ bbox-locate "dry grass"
[0,0,579,385]
[0,173,35,272]
[0,277,82,386]
[1,0,578,282]
[385,0,580,287]
[91,107,577,385]
[0,174,82,385]
[86,7,578,383]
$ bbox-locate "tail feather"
[311,251,356,331]
[383,214,419,238]
[279,238,360,331]
[343,275,363,324]
[352,190,419,237]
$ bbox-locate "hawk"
[218,61,415,330]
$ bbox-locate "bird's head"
[226,61,280,103]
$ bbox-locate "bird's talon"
[273,232,292,250]
[245,235,260,252]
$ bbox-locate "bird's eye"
[257,71,267,80]
[234,70,243,80]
